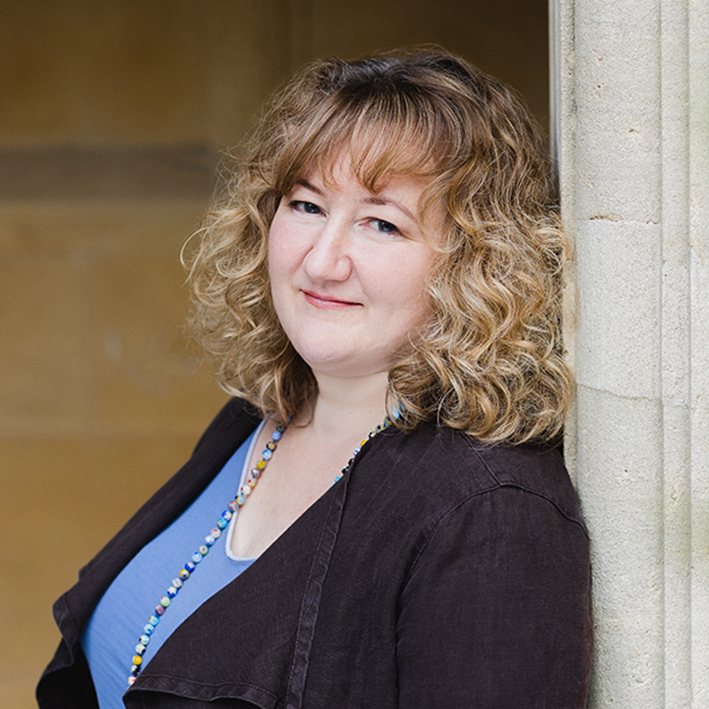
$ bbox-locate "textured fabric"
[81,422,262,709]
[38,398,593,709]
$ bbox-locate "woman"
[38,48,592,708]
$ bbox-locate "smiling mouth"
[302,290,362,309]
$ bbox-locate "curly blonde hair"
[186,47,571,444]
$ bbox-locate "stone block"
[575,386,665,708]
[0,201,207,258]
[0,1,279,146]
[0,145,218,202]
[574,218,661,400]
[0,257,91,433]
[574,4,662,223]
[0,1,207,143]
[91,255,227,434]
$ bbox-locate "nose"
[302,218,353,283]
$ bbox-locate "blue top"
[81,421,265,709]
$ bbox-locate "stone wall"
[554,0,709,705]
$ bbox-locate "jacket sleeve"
[395,485,593,709]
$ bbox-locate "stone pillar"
[552,0,709,706]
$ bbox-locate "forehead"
[296,137,443,222]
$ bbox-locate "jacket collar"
[125,469,350,709]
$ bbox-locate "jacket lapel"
[123,456,351,709]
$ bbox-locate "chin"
[300,351,387,380]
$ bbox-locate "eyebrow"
[362,194,417,223]
[294,178,324,195]
[293,179,418,223]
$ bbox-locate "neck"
[304,370,389,441]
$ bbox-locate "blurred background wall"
[0,1,548,705]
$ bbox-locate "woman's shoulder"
[368,423,585,534]
[192,397,262,454]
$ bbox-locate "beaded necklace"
[126,415,393,686]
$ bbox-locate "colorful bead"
[126,416,392,686]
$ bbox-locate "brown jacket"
[38,398,592,708]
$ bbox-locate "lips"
[302,290,362,309]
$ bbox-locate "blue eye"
[372,219,399,234]
[291,200,322,215]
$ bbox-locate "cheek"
[267,220,296,285]
[267,234,291,322]
[268,206,316,278]
[378,255,434,318]
[360,275,429,348]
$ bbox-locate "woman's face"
[268,157,441,381]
